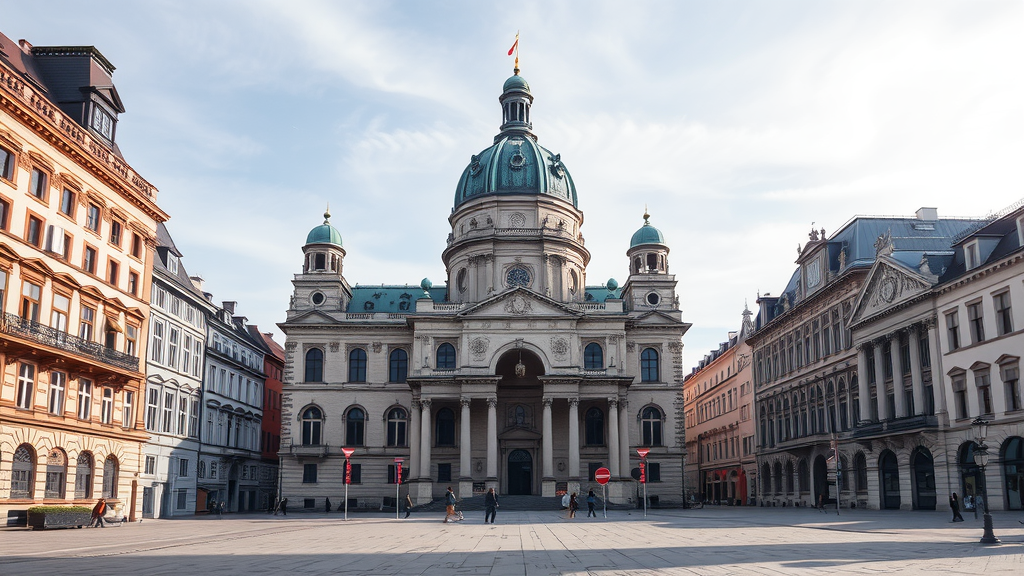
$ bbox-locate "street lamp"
[971,417,999,545]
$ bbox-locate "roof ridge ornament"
[643,206,650,225]
[324,204,331,225]
[508,31,520,75]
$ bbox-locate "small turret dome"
[629,211,666,248]
[503,74,530,93]
[306,209,343,247]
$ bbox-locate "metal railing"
[0,312,139,372]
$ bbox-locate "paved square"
[2,507,1022,575]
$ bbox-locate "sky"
[5,1,1023,372]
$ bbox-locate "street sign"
[636,448,650,459]
[594,467,611,485]
[341,447,355,459]
[393,457,404,463]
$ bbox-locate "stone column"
[608,398,620,477]
[873,342,888,421]
[459,397,472,498]
[409,399,421,479]
[619,398,629,479]
[891,334,907,418]
[568,397,580,489]
[908,325,925,416]
[418,399,432,478]
[486,397,498,483]
[927,320,948,415]
[856,345,872,423]
[542,398,554,496]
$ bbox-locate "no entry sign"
[594,467,611,485]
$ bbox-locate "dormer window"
[166,253,179,274]
[314,253,326,271]
[90,104,115,142]
[1017,214,1024,247]
[965,241,981,271]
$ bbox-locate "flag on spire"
[508,32,519,56]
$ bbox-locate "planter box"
[27,508,92,530]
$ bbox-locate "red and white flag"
[508,33,519,56]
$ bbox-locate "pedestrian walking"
[950,492,965,522]
[561,492,570,509]
[569,492,579,519]
[587,489,597,517]
[444,486,457,523]
[325,497,332,514]
[404,493,413,519]
[91,498,107,528]
[219,501,226,517]
[817,493,827,513]
[280,498,288,516]
[484,488,498,524]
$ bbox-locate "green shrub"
[27,506,92,515]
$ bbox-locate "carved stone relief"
[550,337,569,359]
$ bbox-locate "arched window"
[640,348,659,382]
[45,448,67,499]
[761,462,771,494]
[75,452,93,499]
[816,386,826,434]
[387,408,407,447]
[349,348,367,382]
[436,343,456,370]
[102,455,119,498]
[773,462,782,495]
[798,459,809,492]
[585,407,604,445]
[785,461,794,494]
[301,406,323,446]
[389,349,408,383]
[436,407,456,446]
[345,407,365,446]
[642,406,663,446]
[855,452,868,492]
[11,444,35,499]
[304,348,323,382]
[584,343,603,370]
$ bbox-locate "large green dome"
[306,210,343,246]
[630,214,666,248]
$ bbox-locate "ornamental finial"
[324,204,331,225]
[643,205,650,225]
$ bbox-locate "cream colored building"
[0,34,164,520]
[278,69,690,510]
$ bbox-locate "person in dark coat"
[950,492,965,522]
[91,498,107,528]
[404,494,413,519]
[484,488,498,524]
[587,490,597,517]
[568,492,579,519]
[325,497,332,514]
[279,498,288,516]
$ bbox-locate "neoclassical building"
[279,67,690,509]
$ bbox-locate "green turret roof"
[306,210,343,246]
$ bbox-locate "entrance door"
[880,450,901,509]
[813,455,829,505]
[912,448,936,510]
[507,450,533,495]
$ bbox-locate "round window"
[310,292,326,306]
[457,268,467,293]
[646,292,661,306]
[506,266,531,288]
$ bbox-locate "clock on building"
[506,266,531,288]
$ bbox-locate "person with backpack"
[444,487,457,523]
[586,489,597,517]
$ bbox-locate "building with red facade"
[251,328,284,491]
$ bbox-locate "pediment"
[850,258,933,326]
[457,287,582,319]
[630,309,684,326]
[497,426,543,441]
[285,309,339,325]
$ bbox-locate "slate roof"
[155,222,211,304]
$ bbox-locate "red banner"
[639,461,646,484]
[396,462,402,485]
[345,460,351,485]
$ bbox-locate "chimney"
[190,275,205,291]
[916,207,938,221]
[18,39,33,53]
[222,301,237,315]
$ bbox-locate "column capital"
[607,397,618,408]
[420,398,432,409]
[568,397,579,408]
[486,397,498,408]
[543,397,553,408]
[460,397,472,408]
[412,399,422,410]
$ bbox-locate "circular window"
[457,268,467,293]
[646,292,661,306]
[310,292,326,306]
[509,152,526,169]
[506,266,531,288]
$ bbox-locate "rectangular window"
[192,339,203,377]
[126,324,138,357]
[946,311,961,351]
[178,458,189,478]
[131,232,142,258]
[647,462,661,482]
[189,398,200,437]
[952,373,968,419]
[168,327,180,369]
[176,489,187,510]
[162,392,174,433]
[436,463,451,482]
[150,320,164,363]
[349,463,362,484]
[123,390,135,428]
[101,388,113,424]
[51,293,70,332]
[0,145,13,181]
[83,245,97,274]
[60,188,76,218]
[77,378,92,420]
[994,291,1013,336]
[91,105,115,140]
[178,396,188,436]
[1004,365,1021,412]
[110,220,122,247]
[965,242,980,270]
[0,197,9,230]
[976,371,993,415]
[108,259,119,286]
[30,168,48,201]
[968,302,985,344]
[303,463,318,483]
[17,363,35,409]
[183,334,193,373]
[128,271,139,296]
[26,215,43,246]
[144,455,156,475]
[20,281,41,321]
[146,388,159,431]
[48,371,66,415]
[86,204,101,232]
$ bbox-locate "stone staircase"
[411,494,628,513]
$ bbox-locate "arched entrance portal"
[813,455,829,506]
[911,447,936,510]
[879,450,901,509]
[507,450,533,495]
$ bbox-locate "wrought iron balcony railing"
[1,312,139,372]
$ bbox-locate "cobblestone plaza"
[2,507,1022,575]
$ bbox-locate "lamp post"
[971,417,999,545]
